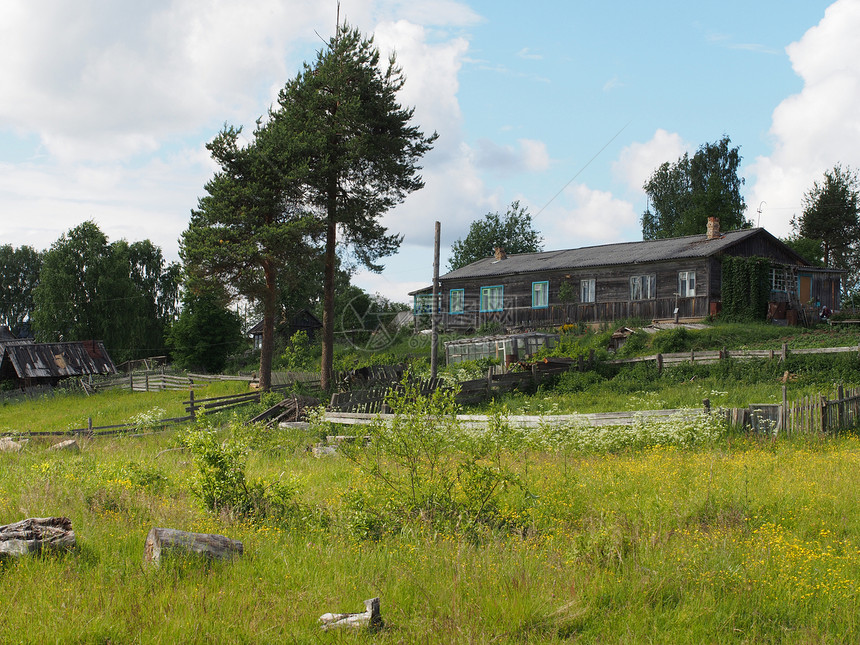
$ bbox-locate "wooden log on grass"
[143,528,243,566]
[0,517,76,557]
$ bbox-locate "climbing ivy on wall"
[721,255,771,320]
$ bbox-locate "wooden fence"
[607,344,860,370]
[327,360,578,413]
[325,384,860,436]
[88,369,320,393]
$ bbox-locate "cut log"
[320,597,383,631]
[0,437,23,453]
[49,439,79,452]
[143,528,243,566]
[0,517,76,557]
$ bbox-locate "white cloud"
[612,129,688,194]
[541,184,639,248]
[748,0,860,237]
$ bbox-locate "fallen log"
[0,437,23,453]
[0,517,76,557]
[143,528,243,566]
[320,597,383,632]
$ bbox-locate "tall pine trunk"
[258,260,276,391]
[321,217,336,392]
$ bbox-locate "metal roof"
[438,228,804,282]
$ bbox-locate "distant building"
[248,309,323,350]
[0,327,117,389]
[412,219,843,331]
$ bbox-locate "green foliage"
[651,327,690,354]
[720,255,771,320]
[641,135,749,240]
[337,379,524,537]
[475,320,504,336]
[182,422,322,527]
[449,200,544,270]
[280,330,316,370]
[553,369,606,393]
[0,244,42,334]
[266,22,436,389]
[31,221,179,362]
[167,287,243,374]
[794,163,860,289]
[614,329,648,357]
[558,279,576,304]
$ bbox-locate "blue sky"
[1,0,856,304]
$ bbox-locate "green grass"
[0,380,250,435]
[2,425,860,642]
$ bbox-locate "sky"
[2,0,859,304]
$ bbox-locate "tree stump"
[319,597,383,631]
[0,517,76,557]
[143,528,243,566]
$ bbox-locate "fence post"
[129,372,134,392]
[88,416,93,437]
[837,383,844,432]
[782,385,788,437]
[781,343,788,362]
[820,394,827,434]
[656,353,663,374]
[145,371,149,392]
[703,398,710,414]
[189,387,196,420]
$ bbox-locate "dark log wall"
[442,258,712,330]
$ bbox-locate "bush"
[553,370,606,393]
[652,327,690,354]
[334,378,525,538]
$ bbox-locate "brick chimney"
[706,217,720,240]
[494,246,506,260]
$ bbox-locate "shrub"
[334,378,525,537]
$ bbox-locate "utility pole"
[431,221,441,379]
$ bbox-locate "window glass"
[532,281,548,308]
[449,289,465,313]
[630,275,656,300]
[580,279,595,303]
[480,285,504,312]
[678,271,696,297]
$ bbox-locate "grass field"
[2,387,860,642]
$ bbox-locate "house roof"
[438,228,809,283]
[0,340,116,380]
[248,309,323,336]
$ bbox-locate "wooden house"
[248,309,323,350]
[412,219,843,331]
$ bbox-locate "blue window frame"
[480,285,504,312]
[532,281,549,308]
[449,289,465,314]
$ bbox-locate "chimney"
[494,246,506,260]
[706,217,720,240]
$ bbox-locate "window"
[771,267,789,293]
[449,289,465,314]
[531,281,549,308]
[413,294,435,315]
[480,285,504,312]
[678,271,696,297]
[580,279,595,303]
[630,274,656,300]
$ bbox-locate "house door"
[799,275,811,305]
